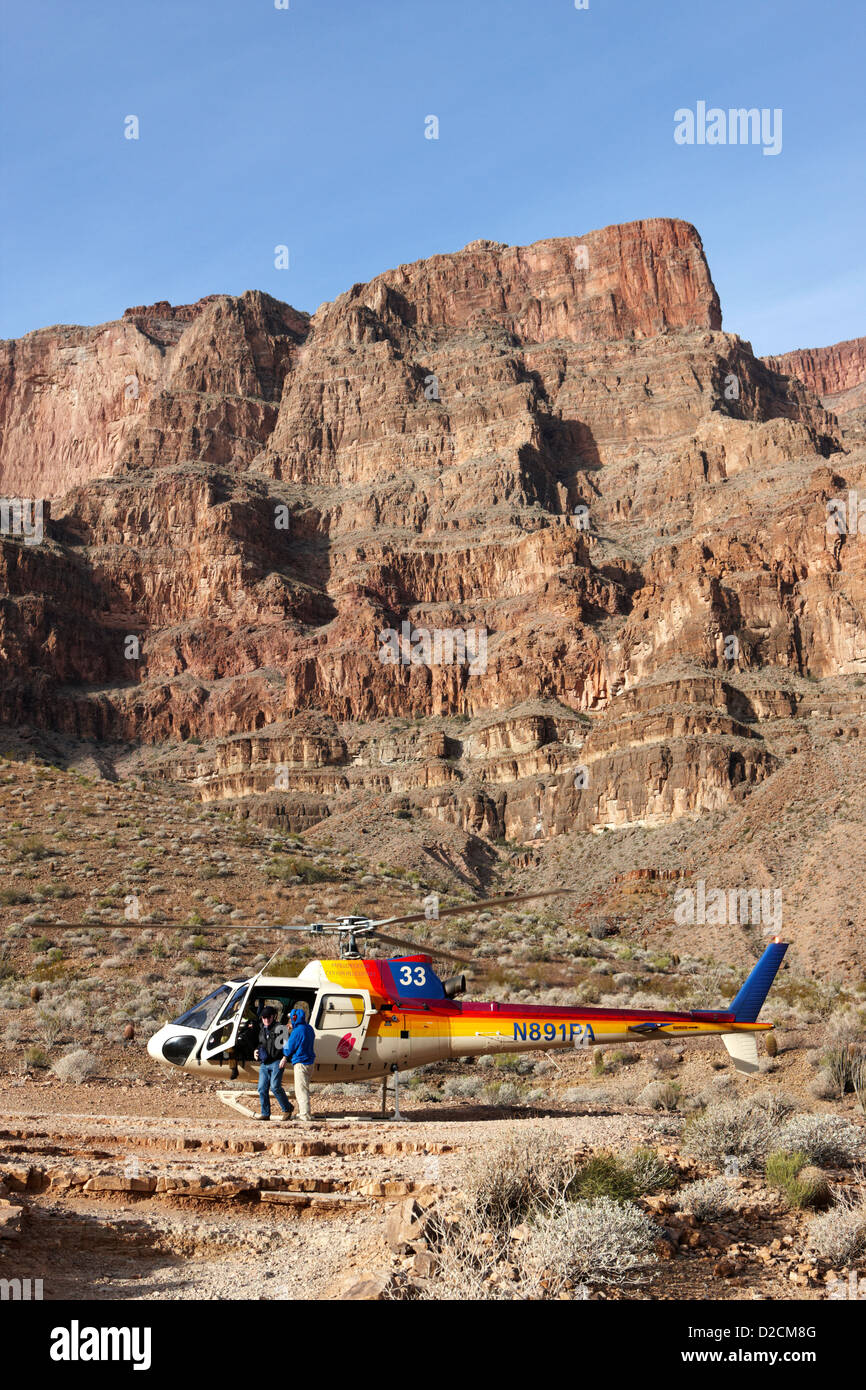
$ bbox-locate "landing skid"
[216,1072,414,1124]
[216,1089,261,1119]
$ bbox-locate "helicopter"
[141,889,788,1112]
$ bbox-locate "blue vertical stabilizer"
[729,941,788,1022]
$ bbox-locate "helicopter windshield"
[173,986,231,1031]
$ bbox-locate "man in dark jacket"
[255,1005,293,1121]
[279,1001,316,1121]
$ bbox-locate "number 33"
[398,965,426,986]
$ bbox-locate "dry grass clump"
[424,1195,658,1300]
[672,1176,742,1220]
[626,1146,677,1195]
[461,1129,577,1231]
[518,1198,657,1294]
[776,1115,864,1168]
[806,1187,866,1263]
[682,1098,778,1171]
[638,1080,680,1111]
[52,1048,98,1083]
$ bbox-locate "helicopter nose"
[146,1026,199,1066]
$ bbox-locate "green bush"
[265,855,339,885]
[764,1150,829,1208]
[571,1154,638,1204]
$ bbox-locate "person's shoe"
[254,1114,270,1122]
[298,1115,313,1123]
[279,1111,294,1122]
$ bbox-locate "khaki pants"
[293,1063,312,1119]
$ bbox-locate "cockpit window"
[173,987,230,1030]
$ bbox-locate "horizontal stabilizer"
[722,1033,759,1074]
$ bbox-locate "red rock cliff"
[763,336,866,415]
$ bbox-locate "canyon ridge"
[2,217,866,978]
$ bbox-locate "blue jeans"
[258,1060,292,1117]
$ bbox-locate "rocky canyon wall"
[1,218,863,859]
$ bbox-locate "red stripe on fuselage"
[396,1000,735,1024]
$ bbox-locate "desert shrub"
[806,1190,866,1263]
[673,1177,741,1220]
[776,1115,864,1168]
[747,1089,798,1123]
[824,1009,862,1048]
[493,1054,524,1072]
[765,1149,807,1188]
[36,1010,62,1048]
[482,1080,524,1107]
[460,1129,577,1231]
[562,1086,611,1106]
[824,1045,865,1099]
[0,888,31,906]
[809,1071,837,1101]
[821,1012,866,1097]
[571,1154,638,1204]
[52,1048,98,1083]
[638,1080,680,1111]
[626,1146,676,1194]
[519,1197,657,1291]
[9,836,51,861]
[415,1212,510,1300]
[24,1044,49,1069]
[265,855,338,885]
[765,1151,830,1209]
[589,919,615,940]
[441,1076,484,1099]
[682,1098,778,1171]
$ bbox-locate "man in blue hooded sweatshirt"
[279,1000,317,1121]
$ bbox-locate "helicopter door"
[313,992,370,1070]
[201,982,254,1066]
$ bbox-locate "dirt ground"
[1,1066,862,1302]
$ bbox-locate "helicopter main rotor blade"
[29,921,346,932]
[28,890,576,934]
[369,888,578,930]
[368,929,468,965]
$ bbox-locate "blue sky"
[1,0,863,355]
